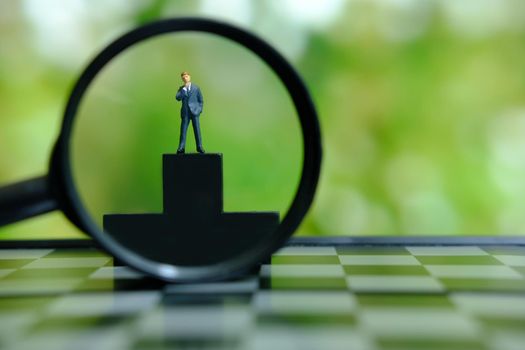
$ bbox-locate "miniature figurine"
[176,71,205,154]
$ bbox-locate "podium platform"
[103,154,279,266]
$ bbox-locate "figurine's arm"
[175,86,184,101]
[197,87,203,107]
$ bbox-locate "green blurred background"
[1,0,525,239]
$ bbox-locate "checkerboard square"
[43,249,109,258]
[407,246,488,256]
[9,326,130,350]
[0,260,32,269]
[494,255,525,267]
[258,313,357,327]
[347,276,444,292]
[440,278,525,292]
[22,257,111,269]
[262,277,348,290]
[254,291,356,315]
[416,255,503,265]
[247,326,371,350]
[48,291,161,317]
[336,247,410,255]
[360,308,480,340]
[0,269,14,278]
[0,312,38,346]
[488,329,525,350]
[339,255,420,266]
[0,249,52,260]
[483,246,525,256]
[451,294,525,319]
[30,314,126,332]
[343,265,430,276]
[376,338,485,350]
[512,266,525,276]
[0,278,83,296]
[73,278,116,292]
[0,296,55,311]
[133,338,240,349]
[136,305,251,339]
[425,265,523,279]
[357,294,454,308]
[480,317,525,333]
[5,268,97,280]
[261,264,345,278]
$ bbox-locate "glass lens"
[70,33,302,268]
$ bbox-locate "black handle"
[0,176,58,227]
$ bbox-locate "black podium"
[103,154,279,266]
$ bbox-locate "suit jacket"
[176,83,203,118]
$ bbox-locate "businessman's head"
[181,71,191,84]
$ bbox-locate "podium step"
[163,154,223,215]
[104,212,278,266]
[103,153,279,266]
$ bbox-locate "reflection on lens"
[71,33,302,267]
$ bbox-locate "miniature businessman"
[176,71,205,154]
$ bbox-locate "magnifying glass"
[0,18,322,282]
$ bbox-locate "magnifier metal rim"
[58,17,322,281]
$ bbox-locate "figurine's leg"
[177,116,189,152]
[191,116,204,153]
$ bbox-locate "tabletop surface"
[0,243,524,350]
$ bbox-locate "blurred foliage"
[1,0,525,239]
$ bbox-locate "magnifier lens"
[70,33,302,269]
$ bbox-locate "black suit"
[176,83,204,151]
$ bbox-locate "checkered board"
[0,244,524,350]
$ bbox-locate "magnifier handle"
[0,176,58,227]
